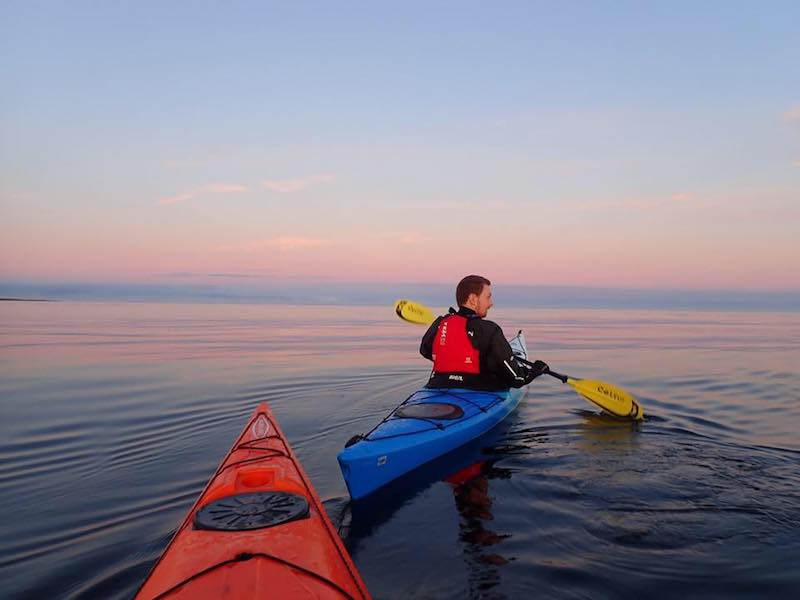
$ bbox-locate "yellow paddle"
[394,298,644,421]
[394,299,436,326]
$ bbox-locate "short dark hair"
[456,275,491,306]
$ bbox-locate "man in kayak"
[420,275,547,390]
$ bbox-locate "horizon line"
[1,279,798,312]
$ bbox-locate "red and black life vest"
[432,315,481,374]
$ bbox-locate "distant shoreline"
[1,282,798,312]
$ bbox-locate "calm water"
[1,302,799,599]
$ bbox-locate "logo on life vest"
[465,357,472,364]
[448,374,464,381]
[439,321,448,345]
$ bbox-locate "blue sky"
[2,1,799,296]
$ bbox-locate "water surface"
[1,302,798,599]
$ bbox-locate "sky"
[1,1,799,298]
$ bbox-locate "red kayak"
[135,403,370,599]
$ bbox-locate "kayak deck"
[135,403,370,599]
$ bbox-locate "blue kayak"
[338,332,528,500]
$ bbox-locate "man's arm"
[419,316,443,360]
[485,325,546,388]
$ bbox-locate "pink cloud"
[206,184,247,194]
[218,236,331,253]
[261,174,335,193]
[265,236,330,250]
[158,183,247,205]
[428,200,511,211]
[573,193,698,212]
[670,193,694,202]
[159,192,195,205]
[784,106,800,123]
[399,233,423,245]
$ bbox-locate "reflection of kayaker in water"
[446,458,512,595]
[420,275,548,391]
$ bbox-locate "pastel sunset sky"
[2,2,798,293]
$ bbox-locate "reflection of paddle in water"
[446,460,514,594]
[575,410,642,456]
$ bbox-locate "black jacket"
[419,307,530,390]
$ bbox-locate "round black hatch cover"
[194,492,309,531]
[394,402,465,420]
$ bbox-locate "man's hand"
[522,359,549,384]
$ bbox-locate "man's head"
[456,275,493,318]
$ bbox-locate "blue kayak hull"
[338,332,528,500]
[338,386,524,500]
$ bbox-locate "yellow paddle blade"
[394,299,435,326]
[567,378,644,421]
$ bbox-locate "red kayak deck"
[135,403,370,599]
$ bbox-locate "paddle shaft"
[516,356,569,383]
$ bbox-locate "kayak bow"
[135,403,370,600]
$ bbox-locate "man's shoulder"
[469,317,504,335]
[422,315,444,336]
